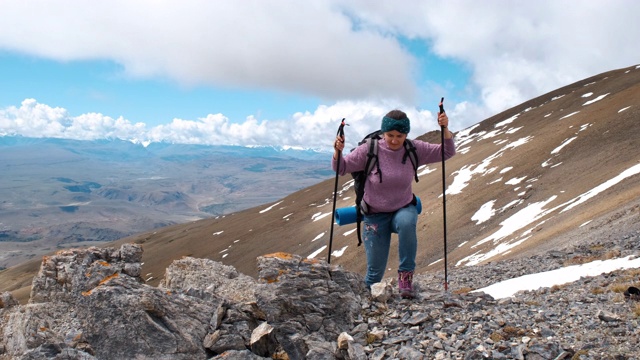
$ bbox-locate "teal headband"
[381,116,410,134]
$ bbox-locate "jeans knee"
[394,207,417,230]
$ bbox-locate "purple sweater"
[333,138,456,213]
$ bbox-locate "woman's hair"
[384,109,408,120]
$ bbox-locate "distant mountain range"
[1,64,639,304]
[0,137,332,268]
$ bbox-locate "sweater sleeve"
[331,142,369,175]
[414,137,456,166]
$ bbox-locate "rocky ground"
[356,228,640,360]
[1,225,640,359]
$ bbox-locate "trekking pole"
[328,118,347,264]
[439,97,449,291]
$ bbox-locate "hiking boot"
[398,270,414,299]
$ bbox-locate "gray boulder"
[0,246,367,360]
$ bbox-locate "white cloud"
[421,1,639,113]
[0,99,148,141]
[1,1,640,145]
[0,0,417,103]
[341,1,640,117]
[1,98,447,150]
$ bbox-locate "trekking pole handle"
[334,118,348,153]
[337,118,348,137]
[439,97,445,115]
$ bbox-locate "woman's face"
[383,130,407,150]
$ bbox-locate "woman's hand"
[438,112,449,128]
[438,112,453,139]
[333,135,345,159]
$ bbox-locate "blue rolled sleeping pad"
[335,196,422,226]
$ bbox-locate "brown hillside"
[2,64,639,304]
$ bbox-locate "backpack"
[350,130,419,246]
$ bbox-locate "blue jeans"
[362,205,418,286]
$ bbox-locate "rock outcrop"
[0,245,367,359]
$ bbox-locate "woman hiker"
[332,109,455,298]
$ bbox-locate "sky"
[1,0,639,150]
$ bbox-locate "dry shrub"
[603,249,621,260]
[550,284,565,293]
[591,287,605,295]
[502,326,524,337]
[564,256,597,266]
[612,293,626,303]
[609,283,630,294]
[563,249,621,266]
[489,332,504,342]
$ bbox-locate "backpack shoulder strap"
[354,137,381,247]
[402,139,419,182]
[364,137,381,182]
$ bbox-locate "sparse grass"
[633,303,640,318]
[563,249,621,266]
[590,287,605,295]
[489,325,532,343]
[609,283,630,294]
[597,268,640,299]
[366,332,378,345]
[603,249,622,260]
[625,268,640,277]
[264,252,295,260]
[612,293,626,303]
[572,349,589,360]
[550,284,565,293]
[302,258,320,265]
[502,325,526,338]
[489,332,504,342]
[453,287,473,294]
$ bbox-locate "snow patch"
[260,201,284,213]
[476,256,640,299]
[551,137,577,154]
[559,111,580,120]
[307,245,327,259]
[583,93,609,106]
[472,200,496,225]
[331,246,348,257]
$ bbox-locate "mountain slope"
[2,64,639,303]
[110,64,640,285]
